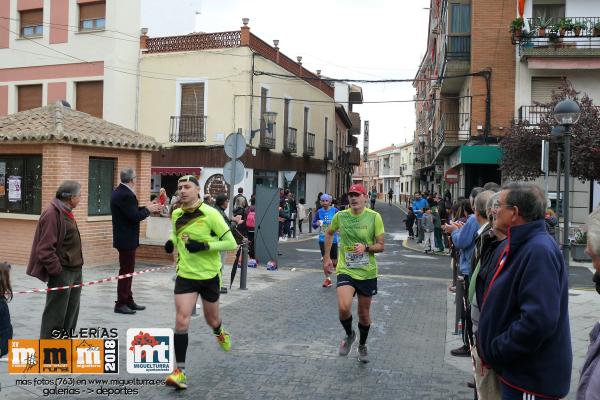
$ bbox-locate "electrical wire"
[253,70,485,84]
[234,93,482,104]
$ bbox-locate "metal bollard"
[240,240,248,290]
[454,275,465,335]
[308,208,313,233]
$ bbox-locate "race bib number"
[344,245,369,269]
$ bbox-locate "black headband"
[178,175,199,186]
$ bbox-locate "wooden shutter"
[180,83,205,116]
[531,77,563,103]
[79,1,105,21]
[18,85,42,111]
[76,81,103,118]
[88,158,114,216]
[20,9,43,27]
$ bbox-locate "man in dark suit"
[111,168,161,314]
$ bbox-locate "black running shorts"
[319,242,339,260]
[174,274,220,303]
[336,273,377,297]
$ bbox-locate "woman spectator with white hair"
[577,207,600,399]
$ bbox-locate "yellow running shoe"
[216,330,231,352]
[165,368,187,390]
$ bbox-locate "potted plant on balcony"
[510,17,525,39]
[548,28,561,45]
[535,16,552,37]
[572,230,592,262]
[573,20,587,37]
[594,21,600,37]
[558,17,574,36]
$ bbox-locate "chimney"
[297,56,303,78]
[273,39,280,63]
[140,27,149,51]
[240,18,250,46]
[316,69,321,77]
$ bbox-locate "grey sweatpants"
[40,267,82,339]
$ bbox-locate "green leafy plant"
[594,21,600,36]
[573,21,587,36]
[574,230,587,245]
[558,17,574,36]
[536,16,552,29]
[548,31,560,43]
[510,17,525,32]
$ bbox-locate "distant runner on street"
[324,183,385,363]
[312,193,339,288]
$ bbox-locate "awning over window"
[151,167,201,176]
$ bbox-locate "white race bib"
[344,245,369,269]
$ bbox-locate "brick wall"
[0,143,154,267]
[471,0,516,138]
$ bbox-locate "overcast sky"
[141,0,430,152]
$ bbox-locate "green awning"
[460,145,502,165]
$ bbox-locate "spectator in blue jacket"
[577,206,600,400]
[412,192,429,244]
[478,183,572,400]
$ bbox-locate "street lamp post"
[550,125,565,244]
[553,99,581,268]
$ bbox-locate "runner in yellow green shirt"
[324,183,385,363]
[163,175,237,390]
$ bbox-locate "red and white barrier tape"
[14,265,175,295]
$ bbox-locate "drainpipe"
[135,28,148,131]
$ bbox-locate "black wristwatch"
[364,244,370,253]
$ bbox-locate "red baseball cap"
[348,184,367,195]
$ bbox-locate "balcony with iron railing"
[517,105,600,125]
[515,17,600,58]
[170,115,207,143]
[303,132,315,156]
[325,139,334,160]
[347,147,361,165]
[446,34,471,59]
[436,113,470,153]
[283,127,297,153]
[517,105,550,125]
[259,123,276,149]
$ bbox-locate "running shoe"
[165,368,187,390]
[357,344,369,363]
[338,330,356,356]
[322,278,332,288]
[216,330,232,352]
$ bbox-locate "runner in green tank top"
[324,183,385,364]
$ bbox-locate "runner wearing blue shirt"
[312,194,339,288]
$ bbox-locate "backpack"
[246,210,256,229]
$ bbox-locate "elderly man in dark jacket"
[111,168,160,314]
[27,181,83,339]
[478,183,572,400]
[577,207,600,400]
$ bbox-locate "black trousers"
[116,249,136,307]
